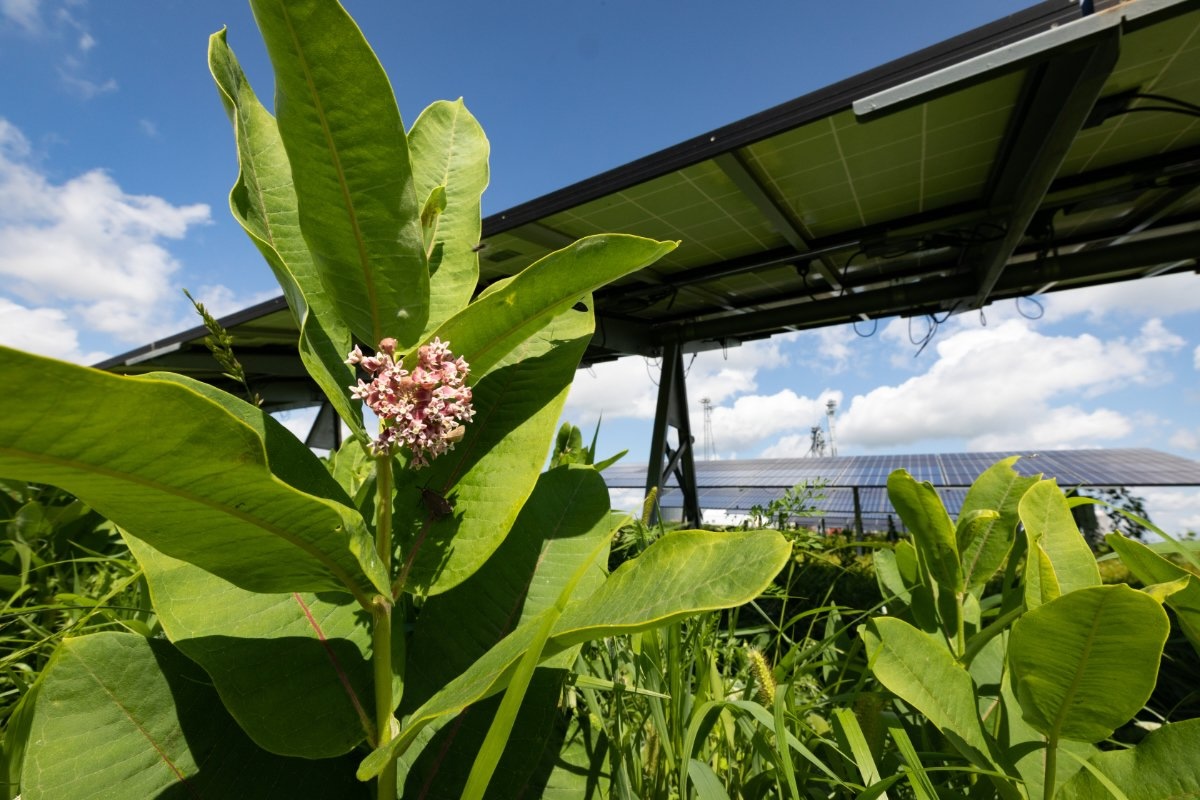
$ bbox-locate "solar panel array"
[604,448,1200,525]
[101,0,1200,399]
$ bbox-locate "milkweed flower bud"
[347,337,474,467]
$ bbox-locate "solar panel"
[611,448,1200,523]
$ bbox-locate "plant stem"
[374,454,397,800]
[376,454,393,567]
[1043,734,1058,800]
[955,592,966,659]
[961,603,1025,666]
[372,598,395,800]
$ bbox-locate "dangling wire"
[838,250,866,298]
[683,352,697,377]
[909,310,952,358]
[645,356,661,388]
[1016,295,1045,320]
[663,286,680,313]
[979,308,988,327]
[852,317,878,338]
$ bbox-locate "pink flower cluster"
[347,337,475,467]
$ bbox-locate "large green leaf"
[401,670,575,800]
[1008,584,1168,743]
[518,703,611,800]
[125,534,403,759]
[398,466,613,793]
[551,529,789,636]
[404,465,614,712]
[955,509,1001,590]
[861,616,993,769]
[0,348,386,602]
[412,234,676,379]
[1019,479,1100,609]
[208,29,364,441]
[358,528,789,779]
[1058,718,1200,799]
[409,99,489,337]
[393,302,593,596]
[997,660,1092,800]
[1107,532,1200,655]
[887,470,962,593]
[20,633,367,799]
[957,456,1038,591]
[248,0,428,347]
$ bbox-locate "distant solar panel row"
[605,449,1200,521]
[605,448,1200,490]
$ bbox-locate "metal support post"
[643,341,702,527]
[852,486,864,556]
[305,400,344,451]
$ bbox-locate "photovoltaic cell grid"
[606,449,1200,520]
[654,486,972,528]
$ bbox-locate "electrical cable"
[1016,295,1045,320]
[1131,92,1200,115]
[909,309,953,358]
[644,356,661,388]
[838,250,866,298]
[1113,106,1200,120]
[852,317,878,338]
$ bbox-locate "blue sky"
[1,1,1198,532]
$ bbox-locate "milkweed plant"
[5,3,1196,799]
[0,2,791,797]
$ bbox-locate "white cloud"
[760,433,813,459]
[9,5,118,100]
[563,357,660,423]
[1194,344,1200,371]
[1137,488,1200,536]
[708,388,841,456]
[0,117,210,359]
[837,319,1165,451]
[1170,427,1200,453]
[1043,273,1200,323]
[1,0,40,31]
[58,64,116,98]
[796,325,856,372]
[966,406,1130,451]
[138,119,158,138]
[687,338,789,405]
[562,338,789,426]
[1133,318,1185,354]
[0,297,106,362]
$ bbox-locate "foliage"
[749,480,827,530]
[0,3,790,798]
[863,456,1199,799]
[550,419,626,472]
[182,287,263,407]
[0,483,153,799]
[1096,487,1153,541]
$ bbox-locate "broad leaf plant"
[865,458,1200,799]
[0,2,790,797]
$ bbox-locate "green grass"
[0,481,156,799]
